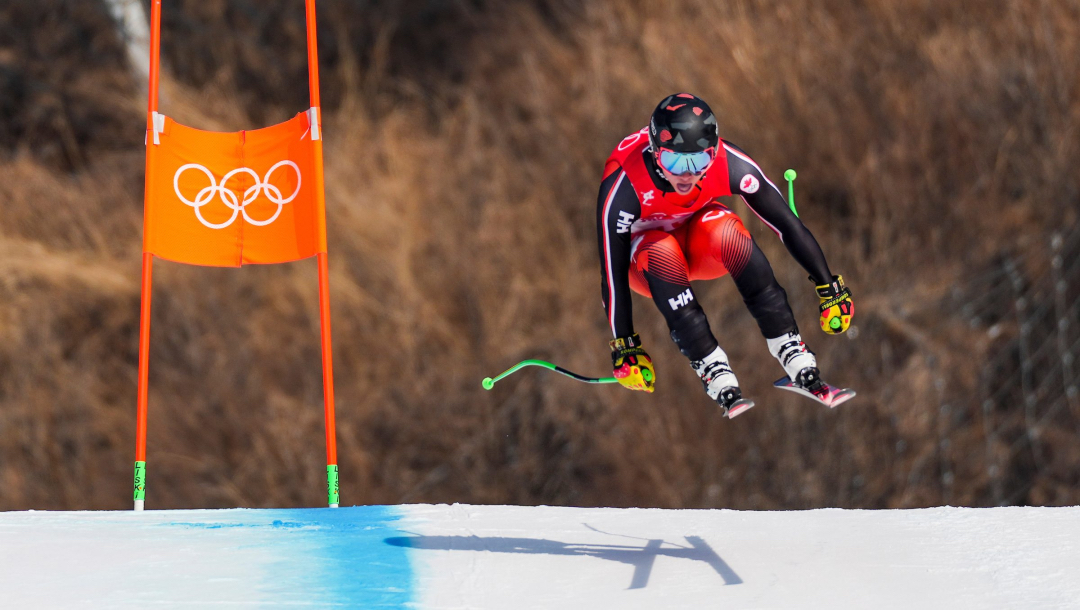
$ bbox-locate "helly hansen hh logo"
[669,289,694,310]
[616,211,635,234]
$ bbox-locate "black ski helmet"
[648,93,719,155]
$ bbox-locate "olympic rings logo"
[173,161,301,229]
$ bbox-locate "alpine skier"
[597,93,854,416]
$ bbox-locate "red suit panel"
[629,204,753,298]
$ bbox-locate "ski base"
[725,398,756,419]
[773,376,856,408]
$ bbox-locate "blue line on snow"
[163,506,413,607]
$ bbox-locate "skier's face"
[661,167,705,195]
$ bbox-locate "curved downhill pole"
[306,0,340,508]
[133,0,162,512]
[482,360,620,390]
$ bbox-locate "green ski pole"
[482,359,630,390]
[784,169,799,217]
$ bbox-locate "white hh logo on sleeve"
[739,174,760,194]
[669,289,694,310]
[616,211,635,234]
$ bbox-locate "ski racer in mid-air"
[597,93,854,417]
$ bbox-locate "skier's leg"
[630,230,716,359]
[685,207,817,382]
[629,230,742,407]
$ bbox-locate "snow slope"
[2,504,1078,609]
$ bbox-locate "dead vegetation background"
[1,0,1078,510]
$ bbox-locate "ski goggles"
[657,148,715,176]
[652,147,712,175]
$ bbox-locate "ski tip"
[827,389,857,408]
[725,399,756,419]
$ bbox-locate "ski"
[725,398,756,419]
[773,376,856,408]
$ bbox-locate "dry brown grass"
[1,0,1078,511]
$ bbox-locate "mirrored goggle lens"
[658,149,714,175]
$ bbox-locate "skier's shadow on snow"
[384,525,742,589]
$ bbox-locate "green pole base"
[133,461,146,511]
[326,464,340,507]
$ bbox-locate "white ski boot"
[691,346,754,418]
[767,332,821,389]
[768,332,857,407]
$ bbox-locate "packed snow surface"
[2,504,1078,608]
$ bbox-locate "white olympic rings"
[173,161,302,230]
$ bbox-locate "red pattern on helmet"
[665,104,687,111]
[676,93,695,98]
[659,129,672,142]
[692,107,703,116]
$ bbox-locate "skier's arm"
[722,142,833,284]
[597,163,640,338]
[598,163,655,392]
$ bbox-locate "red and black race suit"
[597,128,833,360]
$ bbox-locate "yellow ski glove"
[610,334,655,392]
[816,275,854,335]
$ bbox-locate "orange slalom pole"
[134,0,163,511]
[317,253,339,507]
[134,253,154,510]
[147,0,161,121]
[305,0,322,110]
[306,0,339,507]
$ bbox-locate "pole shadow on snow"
[384,526,741,590]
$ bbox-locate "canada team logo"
[739,174,760,194]
[173,161,301,230]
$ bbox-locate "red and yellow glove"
[610,334,655,392]
[816,275,854,335]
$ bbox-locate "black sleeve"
[597,167,641,338]
[723,142,833,285]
